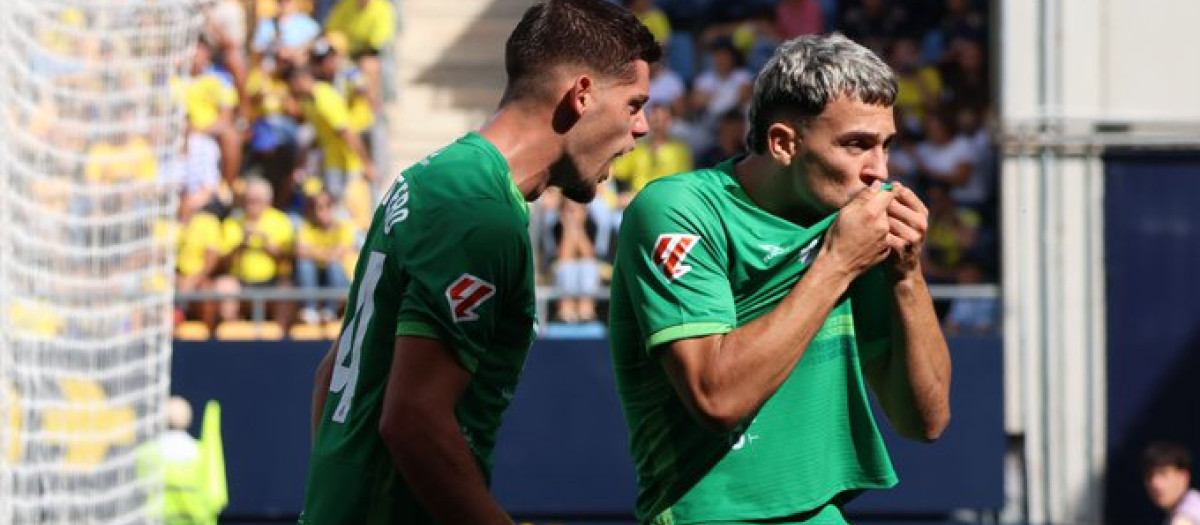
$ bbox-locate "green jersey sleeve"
[616,180,736,351]
[394,200,530,372]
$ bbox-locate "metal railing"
[176,283,1002,326]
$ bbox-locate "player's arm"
[311,335,338,438]
[661,183,896,433]
[862,182,952,442]
[339,127,377,181]
[378,336,512,525]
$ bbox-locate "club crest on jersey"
[446,274,496,323]
[653,233,700,280]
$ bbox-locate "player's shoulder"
[402,133,512,206]
[630,165,731,213]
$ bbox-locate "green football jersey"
[608,159,899,524]
[300,132,537,525]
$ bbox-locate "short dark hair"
[501,0,661,104]
[1144,441,1193,474]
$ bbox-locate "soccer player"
[300,1,660,523]
[608,33,951,524]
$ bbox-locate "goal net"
[0,0,202,523]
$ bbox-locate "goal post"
[0,1,203,523]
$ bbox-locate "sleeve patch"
[445,273,496,323]
[653,233,701,280]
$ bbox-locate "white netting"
[0,1,202,523]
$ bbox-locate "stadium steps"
[387,0,524,173]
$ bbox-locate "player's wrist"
[889,264,927,297]
[806,252,856,294]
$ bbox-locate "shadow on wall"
[1104,150,1200,525]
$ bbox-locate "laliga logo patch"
[446,274,496,322]
[653,233,700,280]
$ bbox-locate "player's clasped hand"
[821,180,895,276]
[882,181,929,275]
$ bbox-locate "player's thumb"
[863,181,895,213]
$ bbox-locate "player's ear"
[766,121,799,166]
[568,74,593,117]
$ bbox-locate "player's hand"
[818,180,895,278]
[883,181,929,277]
[364,163,379,182]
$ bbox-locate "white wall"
[993,1,1196,523]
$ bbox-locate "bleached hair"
[746,33,897,154]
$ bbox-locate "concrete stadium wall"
[999,2,1200,523]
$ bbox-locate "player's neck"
[479,106,564,201]
[734,154,824,226]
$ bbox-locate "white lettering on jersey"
[797,234,824,266]
[445,273,496,323]
[653,233,700,280]
[759,243,786,262]
[383,174,410,234]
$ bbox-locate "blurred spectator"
[939,37,990,116]
[690,37,753,140]
[288,64,376,199]
[914,110,976,190]
[168,132,224,211]
[84,131,157,185]
[313,35,376,156]
[553,200,600,324]
[839,0,909,55]
[244,57,301,211]
[925,0,987,63]
[943,256,996,335]
[201,0,248,51]
[774,0,826,39]
[888,36,942,135]
[177,39,243,186]
[921,180,980,284]
[294,190,355,324]
[200,0,250,122]
[611,103,693,205]
[697,108,747,168]
[951,105,995,211]
[323,0,396,116]
[216,177,294,323]
[648,58,687,115]
[251,0,321,64]
[624,0,672,45]
[731,6,784,73]
[887,127,922,190]
[175,189,225,330]
[1144,442,1200,525]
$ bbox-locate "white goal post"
[0,1,202,523]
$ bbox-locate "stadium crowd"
[536,0,998,334]
[163,0,997,339]
[169,0,394,337]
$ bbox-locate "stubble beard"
[549,155,598,204]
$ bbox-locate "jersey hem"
[395,320,440,340]
[645,474,899,525]
[646,322,733,350]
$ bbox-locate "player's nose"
[632,108,650,139]
[860,145,888,185]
